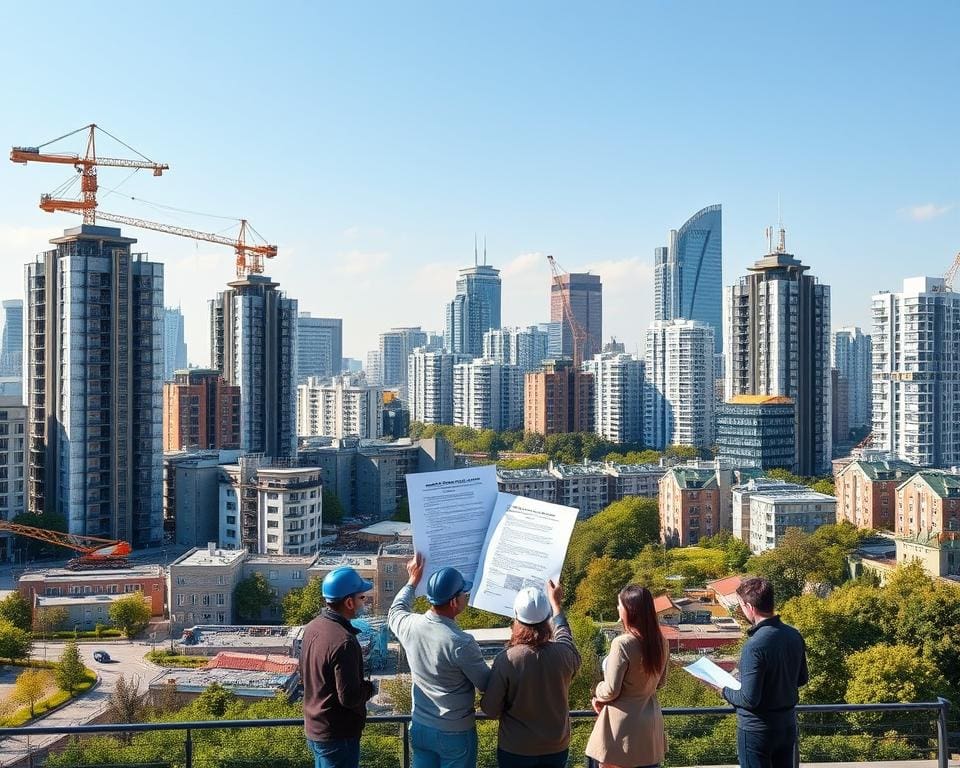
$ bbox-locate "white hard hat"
[513,586,552,625]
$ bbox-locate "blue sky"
[1,2,957,362]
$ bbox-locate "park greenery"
[108,594,152,639]
[233,572,276,622]
[0,647,97,726]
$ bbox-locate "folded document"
[683,656,741,690]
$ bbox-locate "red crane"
[0,521,132,570]
[547,254,589,367]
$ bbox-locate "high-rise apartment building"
[524,359,595,435]
[644,320,715,450]
[163,369,240,452]
[0,300,23,379]
[582,352,644,445]
[445,256,501,358]
[297,313,343,382]
[210,274,298,459]
[379,327,428,394]
[408,350,468,425]
[538,322,563,358]
[162,307,188,382]
[654,205,723,347]
[872,277,960,467]
[832,327,872,431]
[453,359,523,431]
[296,374,383,439]
[0,397,27,561]
[716,395,796,470]
[26,225,164,546]
[482,326,550,372]
[365,350,381,386]
[724,236,832,475]
[550,273,602,361]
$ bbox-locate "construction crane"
[0,521,132,570]
[547,254,589,367]
[945,252,960,291]
[12,124,277,278]
[10,124,169,225]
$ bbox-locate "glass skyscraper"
[445,258,501,358]
[654,204,723,347]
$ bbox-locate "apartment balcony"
[0,701,952,768]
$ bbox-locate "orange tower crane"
[10,123,168,225]
[547,254,589,367]
[0,521,132,570]
[11,124,277,279]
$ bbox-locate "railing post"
[185,727,193,768]
[937,697,950,768]
[402,720,410,768]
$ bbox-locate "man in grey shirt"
[388,553,490,768]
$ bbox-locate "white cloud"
[334,250,390,276]
[900,203,953,222]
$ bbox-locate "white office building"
[408,350,468,425]
[832,327,873,431]
[296,374,383,440]
[482,326,550,372]
[583,352,644,445]
[644,320,715,450]
[872,276,960,467]
[747,487,836,554]
[453,359,523,431]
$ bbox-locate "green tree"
[567,612,603,708]
[455,605,511,630]
[0,592,31,631]
[379,674,412,714]
[55,640,87,695]
[11,668,51,718]
[108,594,151,638]
[0,618,31,662]
[233,572,275,622]
[193,682,236,717]
[282,576,325,625]
[845,644,946,727]
[322,488,345,524]
[664,444,699,460]
[573,556,634,621]
[105,674,145,727]
[32,605,68,638]
[391,497,410,523]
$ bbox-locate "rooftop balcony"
[0,701,954,768]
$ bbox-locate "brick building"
[835,457,919,531]
[18,563,166,617]
[524,359,594,435]
[163,369,240,452]
[895,469,960,537]
[659,466,722,546]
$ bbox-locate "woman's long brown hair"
[507,618,553,649]
[618,584,666,676]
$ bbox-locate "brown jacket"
[300,609,374,742]
[585,633,669,767]
[480,614,581,756]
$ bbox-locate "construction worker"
[300,566,376,768]
[388,553,491,768]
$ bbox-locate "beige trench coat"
[585,633,669,767]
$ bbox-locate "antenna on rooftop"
[474,233,478,266]
[765,226,773,254]
[777,194,786,254]
[483,235,487,265]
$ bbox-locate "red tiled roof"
[706,575,743,597]
[205,652,298,674]
[654,595,678,614]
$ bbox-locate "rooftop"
[845,458,920,481]
[667,466,718,490]
[205,652,299,674]
[497,468,554,480]
[310,550,378,568]
[706,575,743,597]
[35,593,128,608]
[605,463,666,475]
[243,554,318,567]
[180,624,301,649]
[899,468,960,498]
[358,521,413,538]
[727,394,794,405]
[149,667,296,696]
[19,563,164,582]
[549,461,607,478]
[751,489,836,503]
[172,547,246,568]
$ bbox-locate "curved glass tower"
[654,204,722,348]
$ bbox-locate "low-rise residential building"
[851,531,960,584]
[34,593,150,631]
[895,469,960,537]
[148,665,299,702]
[835,457,919,532]
[496,468,558,504]
[18,564,166,617]
[550,462,610,519]
[168,546,246,630]
[219,460,323,555]
[748,488,836,554]
[164,449,243,548]
[706,575,743,612]
[605,463,666,499]
[307,542,411,613]
[659,466,722,547]
[731,478,809,543]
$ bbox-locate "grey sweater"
[388,584,491,731]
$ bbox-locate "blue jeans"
[307,737,361,768]
[736,723,797,768]
[497,748,568,767]
[411,722,478,768]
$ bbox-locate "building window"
[267,492,279,500]
[225,502,236,511]
[176,595,184,606]
[267,520,278,528]
[216,593,225,606]
[292,570,303,580]
[217,612,226,623]
[268,570,279,580]
[226,515,236,524]
[217,575,225,586]
[176,576,186,585]
[190,594,197,606]
[202,594,210,606]
[384,579,395,592]
[267,535,278,544]
[226,529,236,538]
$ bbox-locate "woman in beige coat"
[585,584,669,768]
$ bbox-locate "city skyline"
[0,4,957,363]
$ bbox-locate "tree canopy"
[0,619,31,662]
[233,572,275,623]
[108,594,152,638]
[0,592,31,632]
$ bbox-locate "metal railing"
[0,700,952,768]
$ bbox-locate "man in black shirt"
[722,577,809,768]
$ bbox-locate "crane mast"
[547,254,589,367]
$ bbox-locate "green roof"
[848,458,920,482]
[899,469,960,499]
[667,467,718,490]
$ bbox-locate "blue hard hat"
[322,567,374,600]
[426,567,472,606]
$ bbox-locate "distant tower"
[550,273,602,361]
[26,225,164,546]
[297,313,343,382]
[0,300,23,379]
[445,242,501,357]
[378,327,428,395]
[210,274,298,460]
[162,307,188,382]
[724,230,832,475]
[832,327,873,432]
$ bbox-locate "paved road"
[0,640,160,767]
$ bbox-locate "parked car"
[93,650,111,663]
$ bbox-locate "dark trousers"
[584,760,658,768]
[497,748,568,768]
[736,723,798,768]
